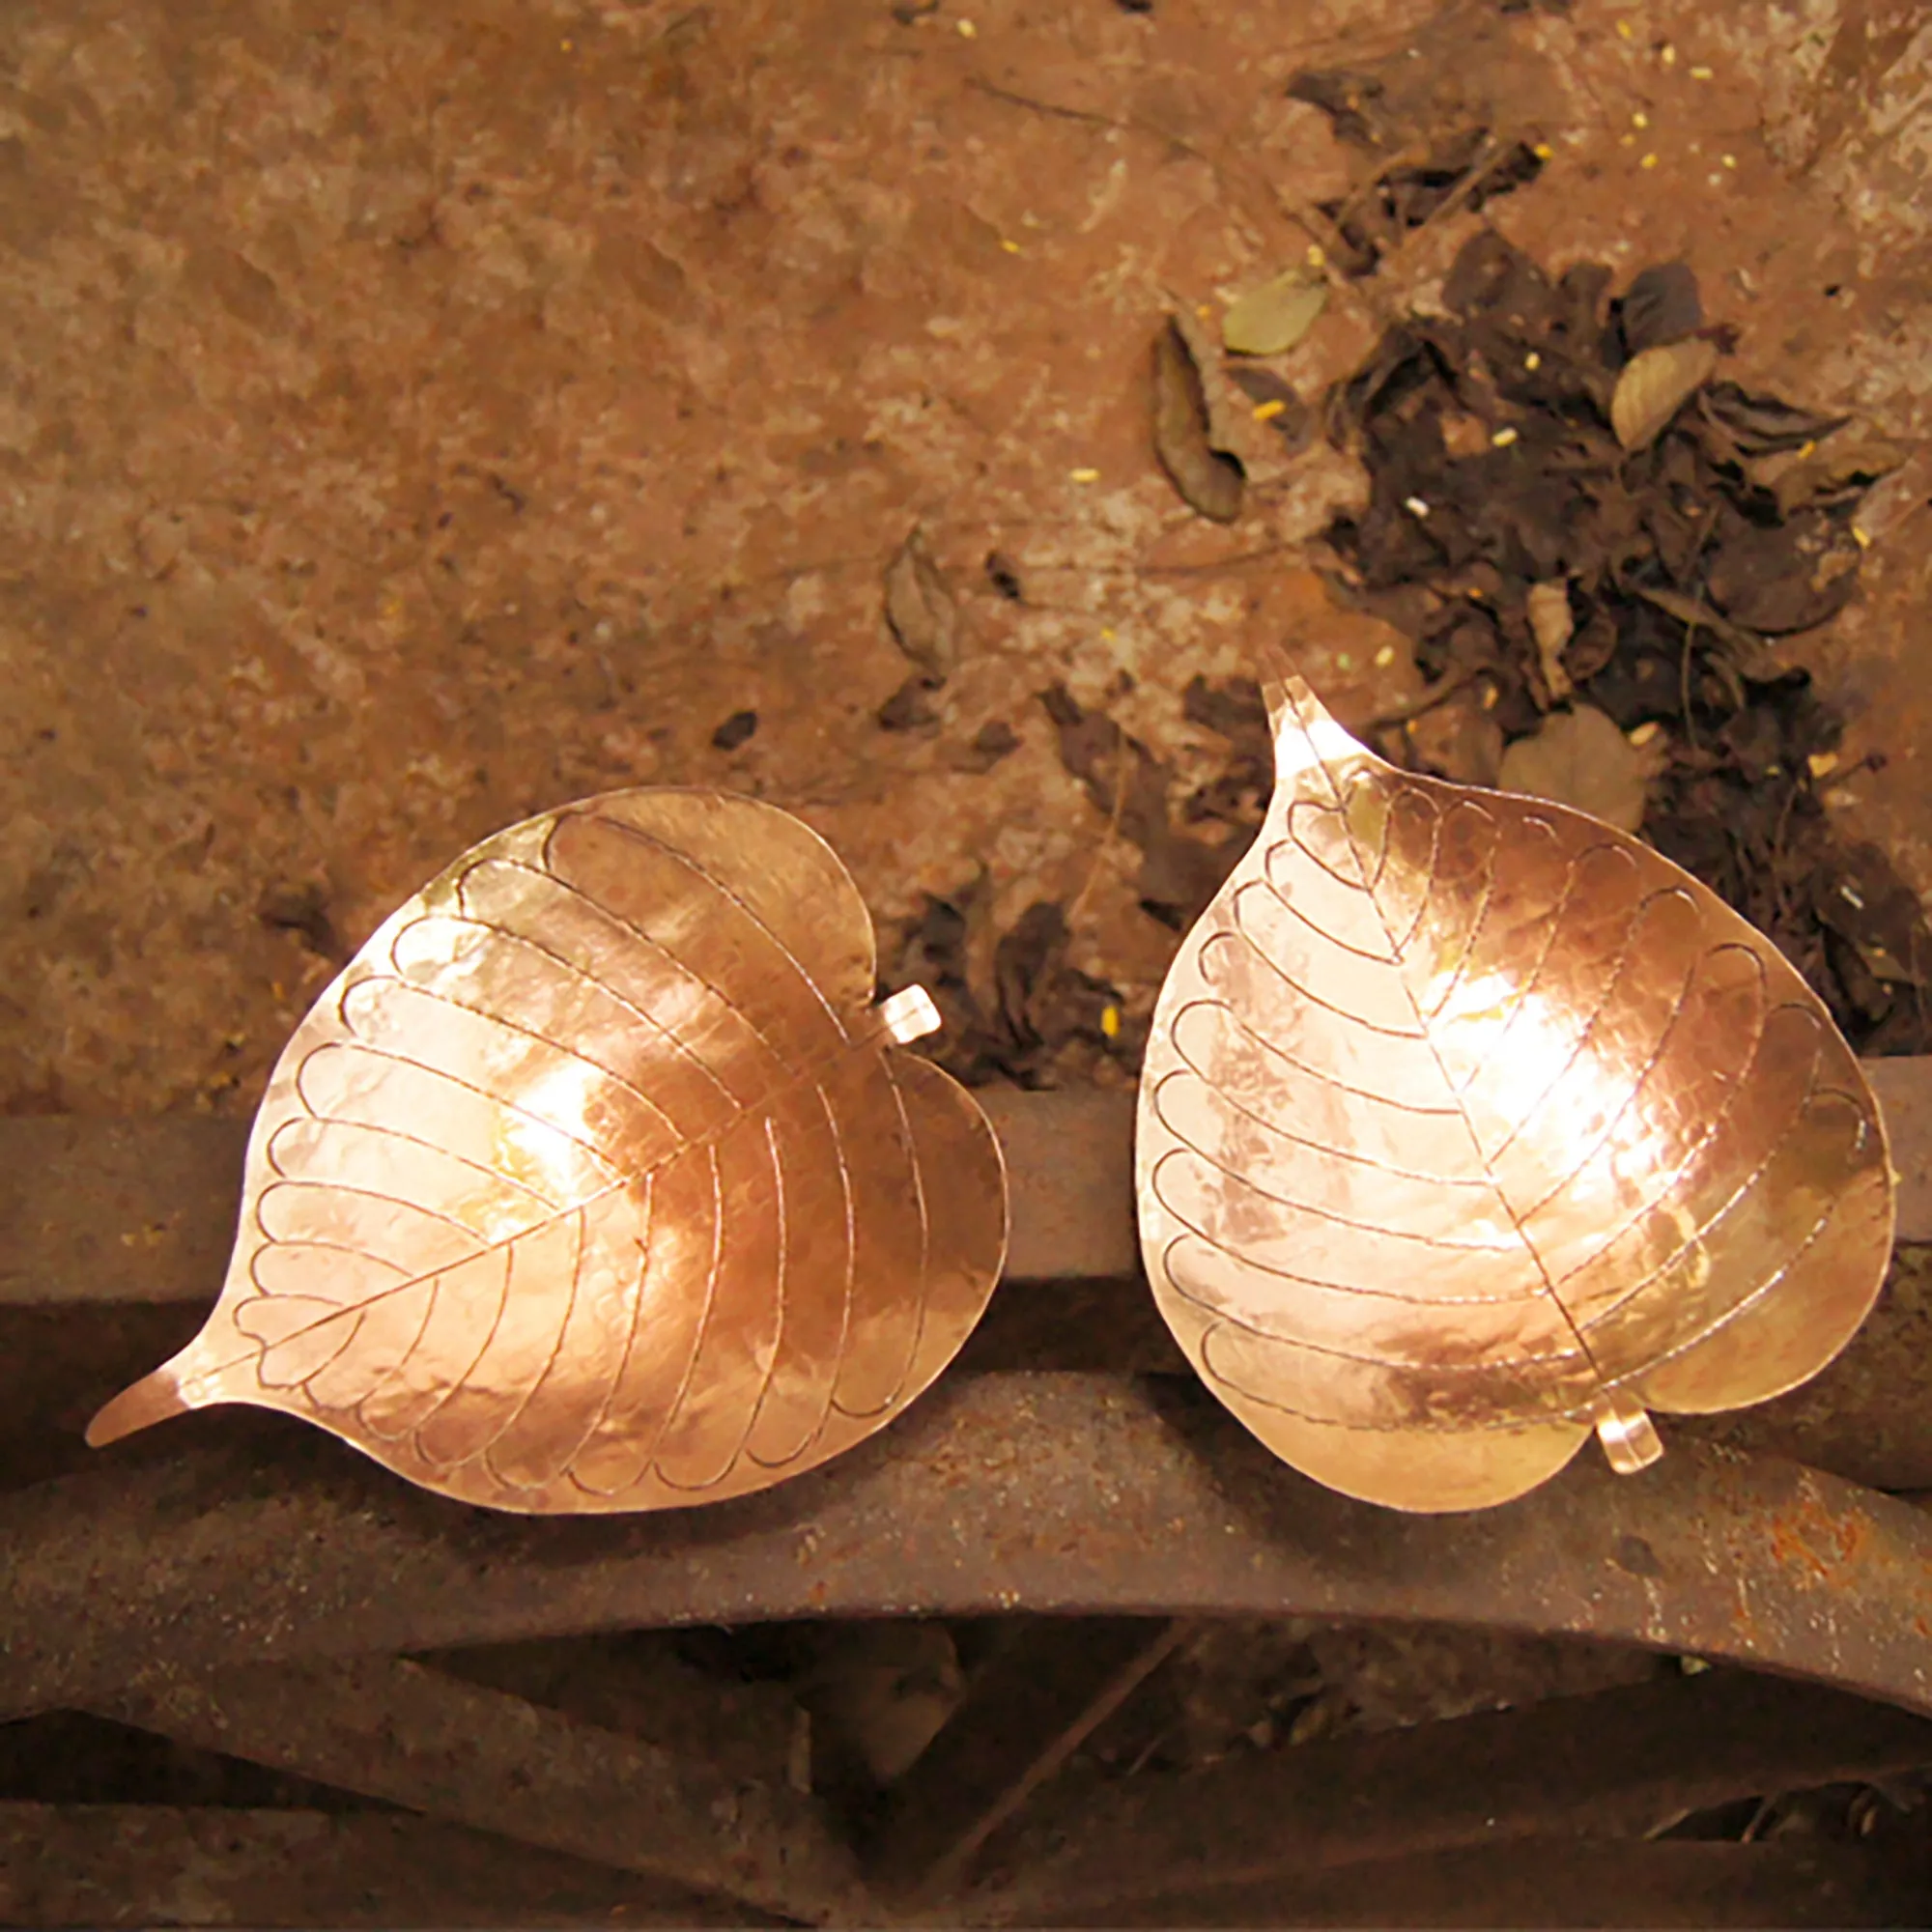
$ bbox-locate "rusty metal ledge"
[6,1065,1930,1306]
[3,1374,1929,1721]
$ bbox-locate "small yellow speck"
[1374,643,1397,668]
[1721,153,1737,168]
[1071,467,1100,483]
[1404,495,1431,518]
[1690,65,1714,80]
[1532,141,1553,160]
[1467,585,1487,599]
[1640,152,1659,169]
[1615,17,1634,39]
[1492,426,1520,448]
[1524,352,1542,370]
[1252,398,1287,422]
[1481,683,1500,710]
[1852,524,1872,548]
[1000,238,1021,253]
[1632,110,1650,128]
[1619,132,1636,148]
[1706,172,1723,186]
[560,37,573,49]
[1306,243,1326,269]
[1197,302,1214,320]
[1336,653,1354,672]
[1628,721,1662,748]
[1823,786,1856,810]
[1807,751,1839,779]
[1661,43,1676,66]
[1797,440,1816,459]
[956,16,977,35]
[1100,1004,1122,1040]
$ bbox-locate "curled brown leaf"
[1525,580,1575,703]
[884,528,958,686]
[1611,337,1719,452]
[1151,318,1245,524]
[1497,700,1663,832]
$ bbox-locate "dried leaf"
[1850,443,1932,546]
[983,551,1025,600]
[953,719,1019,772]
[1758,436,1908,519]
[1284,66,1392,149]
[1618,262,1702,355]
[1497,701,1663,832]
[1525,580,1575,703]
[89,791,1009,1512]
[1137,677,1891,1512]
[1815,844,1932,990]
[1611,337,1719,452]
[1222,270,1328,357]
[1151,318,1245,524]
[884,529,958,686]
[1700,383,1852,459]
[1404,690,1505,788]
[1705,511,1861,636]
[1041,683,1234,926]
[1633,585,1788,683]
[877,676,940,732]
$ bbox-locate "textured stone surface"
[3,0,1929,1117]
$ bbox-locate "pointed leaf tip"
[86,1368,189,1448]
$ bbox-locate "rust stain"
[1766,1489,1883,1584]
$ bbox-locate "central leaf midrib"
[1306,718,1614,1405]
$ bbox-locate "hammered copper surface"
[1136,676,1895,1513]
[87,790,1009,1513]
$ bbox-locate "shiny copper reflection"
[1136,676,1894,1513]
[90,790,1009,1514]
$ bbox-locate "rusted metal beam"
[0,1803,763,1928]
[867,1617,1190,1899]
[973,1089,1139,1280]
[961,1668,1932,1923]
[6,1063,1927,1308]
[94,1655,862,1924]
[0,1118,246,1307]
[12,1089,1932,1494]
[419,1631,806,1788]
[3,1804,1918,1932]
[5,1375,1932,1722]
[1018,1837,1932,1930]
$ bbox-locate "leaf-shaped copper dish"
[1137,677,1894,1513]
[90,790,1009,1514]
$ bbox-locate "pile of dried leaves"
[881,142,1928,1078]
[1321,231,1930,1054]
[878,680,1267,1089]
[888,886,1144,1091]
